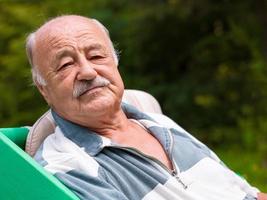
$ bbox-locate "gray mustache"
[73,76,110,98]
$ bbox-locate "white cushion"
[25,89,162,157]
[122,89,162,114]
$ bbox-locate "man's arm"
[54,170,129,200]
[34,129,129,200]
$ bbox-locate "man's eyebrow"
[85,43,107,52]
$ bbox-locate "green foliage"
[0,0,266,188]
[0,0,266,144]
[216,146,267,192]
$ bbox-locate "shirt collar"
[52,102,171,156]
[52,110,104,156]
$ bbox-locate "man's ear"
[35,82,51,105]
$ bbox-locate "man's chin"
[80,89,116,111]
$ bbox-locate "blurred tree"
[0,0,266,151]
[114,0,267,149]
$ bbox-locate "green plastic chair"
[0,127,79,200]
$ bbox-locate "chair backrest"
[26,89,162,157]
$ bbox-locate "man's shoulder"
[145,112,187,133]
[145,112,222,161]
[34,126,100,176]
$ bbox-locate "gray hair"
[25,16,119,86]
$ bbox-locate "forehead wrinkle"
[47,29,106,51]
[74,25,112,51]
[75,32,108,52]
[34,17,113,68]
[49,36,77,49]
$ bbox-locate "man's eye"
[90,55,104,60]
[59,62,73,70]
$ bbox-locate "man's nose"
[77,61,97,81]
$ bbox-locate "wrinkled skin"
[32,15,173,169]
[33,16,126,133]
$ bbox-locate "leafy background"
[0,0,266,191]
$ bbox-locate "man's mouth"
[79,85,105,97]
[73,76,111,98]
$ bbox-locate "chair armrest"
[0,131,79,200]
[0,127,29,149]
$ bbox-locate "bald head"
[26,15,118,86]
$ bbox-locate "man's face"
[33,17,124,126]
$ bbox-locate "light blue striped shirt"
[34,103,259,200]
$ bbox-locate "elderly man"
[25,15,266,200]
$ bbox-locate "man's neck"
[87,108,131,139]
